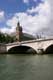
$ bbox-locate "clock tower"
[16,22,23,42]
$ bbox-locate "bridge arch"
[45,44,53,54]
[8,45,37,54]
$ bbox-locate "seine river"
[0,54,53,80]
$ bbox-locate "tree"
[0,32,17,43]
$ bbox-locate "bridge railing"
[4,37,53,46]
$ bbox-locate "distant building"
[16,22,23,42]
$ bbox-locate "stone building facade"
[16,22,23,42]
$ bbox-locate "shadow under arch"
[8,45,37,54]
[45,44,53,54]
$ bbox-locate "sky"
[0,0,52,37]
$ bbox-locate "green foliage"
[0,32,17,43]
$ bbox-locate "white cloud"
[0,11,5,21]
[4,16,18,33]
[5,0,51,36]
[27,1,50,16]
[27,7,37,14]
[33,0,37,2]
[23,0,37,4]
[23,0,44,4]
[23,0,29,3]
[6,16,18,28]
[0,27,15,34]
[38,0,53,36]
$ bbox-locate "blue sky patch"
[0,0,44,14]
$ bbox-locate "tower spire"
[17,21,20,27]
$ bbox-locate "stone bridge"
[4,38,53,54]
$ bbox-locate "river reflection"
[0,54,53,80]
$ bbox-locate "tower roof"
[17,22,20,27]
[16,22,22,31]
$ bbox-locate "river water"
[0,54,53,80]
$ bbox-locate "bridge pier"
[0,44,7,53]
[26,48,37,54]
[36,48,44,54]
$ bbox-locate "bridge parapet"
[6,38,53,45]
